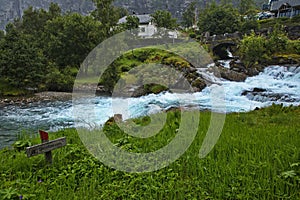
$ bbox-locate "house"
[269,0,300,18]
[118,14,157,38]
[118,14,178,39]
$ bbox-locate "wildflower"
[19,195,23,200]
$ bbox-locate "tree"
[0,30,4,40]
[48,2,62,19]
[239,0,256,15]
[198,3,241,35]
[43,13,105,72]
[266,24,288,55]
[91,0,120,37]
[116,7,129,18]
[182,1,197,28]
[151,10,178,29]
[238,32,267,68]
[125,15,140,30]
[15,3,61,35]
[240,8,260,33]
[0,24,47,88]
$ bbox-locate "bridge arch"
[212,42,237,59]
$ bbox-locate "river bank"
[1,62,299,108]
[0,92,73,107]
[1,105,299,199]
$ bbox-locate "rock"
[131,84,153,97]
[242,88,267,96]
[188,67,197,73]
[230,60,246,73]
[219,67,247,82]
[191,78,207,91]
[253,88,267,93]
[165,106,183,112]
[114,114,123,122]
[247,67,260,76]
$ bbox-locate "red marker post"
[39,130,52,164]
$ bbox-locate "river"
[0,65,299,148]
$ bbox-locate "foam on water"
[0,65,299,148]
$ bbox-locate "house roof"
[118,14,152,25]
[270,0,300,11]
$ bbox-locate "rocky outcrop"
[229,59,265,77]
[242,87,297,103]
[208,66,247,82]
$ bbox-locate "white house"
[118,14,178,39]
[118,14,157,38]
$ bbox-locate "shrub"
[46,68,74,92]
[266,24,289,55]
[238,32,268,68]
[287,40,300,54]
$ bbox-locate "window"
[140,27,146,32]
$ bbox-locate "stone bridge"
[201,32,243,59]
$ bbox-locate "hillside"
[0,0,268,30]
[114,0,268,17]
[0,0,94,29]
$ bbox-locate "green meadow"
[0,104,299,199]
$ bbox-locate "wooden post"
[39,130,53,164]
[26,130,66,164]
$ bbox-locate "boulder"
[230,60,246,73]
[191,78,207,91]
[242,88,267,96]
[219,67,247,82]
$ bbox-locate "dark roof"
[118,14,152,25]
[270,0,300,11]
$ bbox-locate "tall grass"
[0,105,299,199]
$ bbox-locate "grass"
[0,104,299,199]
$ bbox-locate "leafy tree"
[151,10,178,29]
[266,24,288,55]
[43,13,104,72]
[15,3,61,35]
[45,65,75,92]
[125,15,140,30]
[48,2,62,19]
[182,1,197,28]
[117,7,129,18]
[240,9,260,33]
[238,32,267,68]
[239,0,256,15]
[0,30,4,40]
[198,3,241,35]
[0,24,47,88]
[91,0,120,37]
